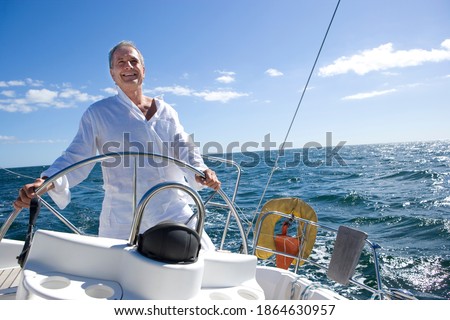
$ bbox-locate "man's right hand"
[13,178,47,210]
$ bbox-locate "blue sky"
[0,0,449,168]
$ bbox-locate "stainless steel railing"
[252,210,386,299]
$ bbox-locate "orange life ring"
[255,197,318,269]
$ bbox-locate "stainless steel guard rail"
[252,210,386,299]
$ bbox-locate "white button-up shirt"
[42,87,213,248]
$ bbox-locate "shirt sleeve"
[41,108,98,208]
[167,105,208,189]
[45,176,71,209]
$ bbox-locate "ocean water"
[1,140,449,299]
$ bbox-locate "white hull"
[1,230,344,300]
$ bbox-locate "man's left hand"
[196,169,221,190]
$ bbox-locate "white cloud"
[0,80,26,87]
[342,89,397,100]
[319,39,450,77]
[22,138,67,144]
[0,137,67,144]
[0,135,16,141]
[193,90,248,103]
[25,78,44,87]
[216,75,235,84]
[1,90,15,98]
[26,88,58,104]
[150,85,194,96]
[103,87,118,95]
[59,88,102,102]
[0,79,104,113]
[0,100,36,113]
[180,73,190,80]
[149,84,248,103]
[381,71,400,76]
[251,99,271,104]
[265,68,284,77]
[215,70,236,84]
[8,80,26,86]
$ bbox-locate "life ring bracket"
[252,198,318,272]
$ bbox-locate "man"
[14,41,220,249]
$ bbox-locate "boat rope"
[247,0,341,237]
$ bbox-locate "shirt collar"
[116,86,136,109]
[115,86,162,121]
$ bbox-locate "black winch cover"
[137,222,201,264]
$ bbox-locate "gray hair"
[108,40,145,68]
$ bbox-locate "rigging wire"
[246,0,342,237]
[0,166,101,193]
[0,167,36,180]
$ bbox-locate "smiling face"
[109,45,145,91]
